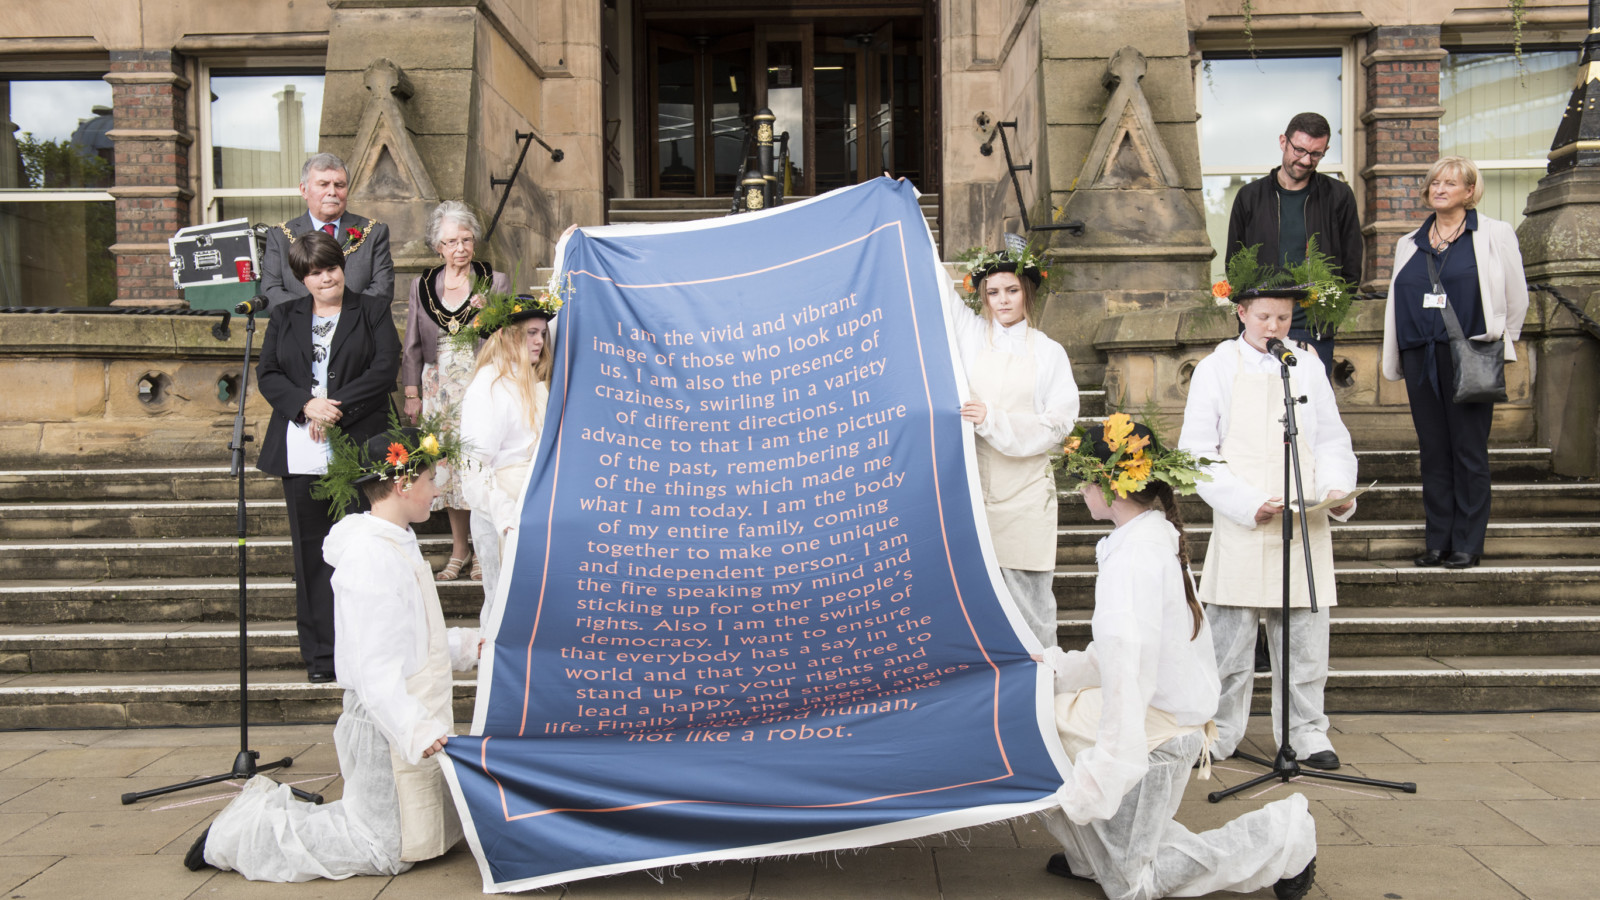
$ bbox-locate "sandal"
[470,554,483,581]
[438,549,472,581]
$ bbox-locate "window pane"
[1441,51,1574,162]
[0,200,116,306]
[1199,56,1344,169]
[656,47,696,195]
[217,196,308,228]
[1203,172,1349,279]
[0,78,114,189]
[210,74,325,190]
[1477,168,1545,228]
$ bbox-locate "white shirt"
[1178,337,1358,528]
[1044,510,1220,824]
[325,513,480,764]
[941,285,1079,455]
[459,363,548,530]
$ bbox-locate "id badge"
[1423,292,1447,309]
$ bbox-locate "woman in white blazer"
[1380,156,1529,569]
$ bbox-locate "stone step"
[0,535,468,582]
[0,466,281,503]
[1055,482,1600,524]
[1053,519,1600,565]
[1051,559,1600,609]
[0,578,489,625]
[1,656,1588,728]
[1354,448,1554,482]
[1050,607,1600,658]
[0,669,480,729]
[0,499,455,540]
[0,619,478,673]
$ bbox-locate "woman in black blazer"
[257,231,401,681]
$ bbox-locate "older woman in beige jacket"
[1380,156,1529,570]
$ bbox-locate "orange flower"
[962,273,974,293]
[1063,436,1081,453]
[1211,279,1231,299]
[1119,453,1152,483]
[386,443,409,466]
[1040,270,1049,280]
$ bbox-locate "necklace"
[1430,217,1465,250]
[419,262,491,334]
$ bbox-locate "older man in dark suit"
[260,152,395,310]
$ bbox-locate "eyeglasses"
[439,237,476,250]
[1286,140,1327,163]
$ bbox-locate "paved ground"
[0,712,1593,899]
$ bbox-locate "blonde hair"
[1424,156,1484,210]
[975,271,1038,329]
[471,319,552,431]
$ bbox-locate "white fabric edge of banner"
[436,750,500,893]
[475,794,1064,894]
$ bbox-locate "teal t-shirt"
[1276,183,1310,330]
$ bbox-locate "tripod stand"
[123,305,324,806]
[1208,346,1415,802]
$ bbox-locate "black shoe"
[307,671,336,684]
[1274,857,1316,900]
[1414,549,1447,567]
[1443,552,1480,569]
[1302,750,1340,770]
[1254,627,1272,673]
[1045,852,1095,883]
[184,827,214,872]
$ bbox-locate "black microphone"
[235,295,270,315]
[1265,337,1297,366]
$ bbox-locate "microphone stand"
[1208,346,1416,801]
[123,302,324,806]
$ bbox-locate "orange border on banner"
[488,219,1018,821]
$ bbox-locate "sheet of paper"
[285,420,331,475]
[1293,480,1376,514]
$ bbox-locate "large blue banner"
[440,179,1067,892]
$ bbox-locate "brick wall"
[106,50,193,307]
[1359,26,1445,289]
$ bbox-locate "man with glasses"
[260,153,396,311]
[1225,112,1362,377]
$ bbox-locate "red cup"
[235,257,253,282]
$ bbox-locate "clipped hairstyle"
[358,461,434,505]
[975,271,1038,329]
[1284,112,1331,142]
[1424,155,1484,210]
[300,152,349,186]
[425,200,482,251]
[288,230,346,281]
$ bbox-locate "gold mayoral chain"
[278,220,376,257]
[419,261,492,335]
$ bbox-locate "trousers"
[1207,603,1332,759]
[1400,345,1494,555]
[1002,567,1058,648]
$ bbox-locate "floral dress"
[421,330,475,510]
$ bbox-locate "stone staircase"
[0,385,1593,728]
[1058,392,1600,713]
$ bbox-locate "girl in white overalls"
[460,293,556,629]
[948,243,1079,646]
[190,426,483,880]
[1177,288,1358,771]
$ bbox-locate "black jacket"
[260,212,395,311]
[255,289,402,478]
[1226,168,1363,286]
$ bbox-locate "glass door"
[648,30,752,197]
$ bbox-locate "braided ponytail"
[1145,482,1204,640]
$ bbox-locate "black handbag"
[1425,252,1508,404]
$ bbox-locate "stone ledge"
[1361,106,1446,124]
[105,128,194,146]
[107,243,172,256]
[1361,163,1434,178]
[172,33,328,53]
[1360,48,1449,66]
[103,71,191,89]
[1195,11,1372,38]
[1046,244,1215,262]
[107,185,195,201]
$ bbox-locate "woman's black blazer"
[255,289,402,478]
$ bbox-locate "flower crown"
[958,233,1049,299]
[450,276,567,350]
[1056,412,1219,504]
[1210,241,1356,333]
[311,410,465,521]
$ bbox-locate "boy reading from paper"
[1178,272,1357,771]
[187,422,481,881]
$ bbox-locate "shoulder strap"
[1423,252,1468,343]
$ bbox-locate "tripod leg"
[1207,770,1282,803]
[122,771,247,805]
[1294,770,1418,793]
